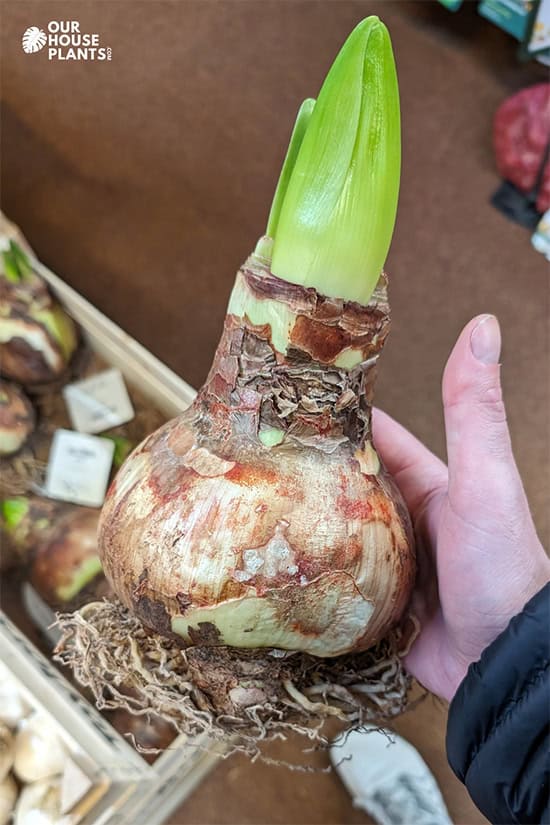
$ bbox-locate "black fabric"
[447,584,550,825]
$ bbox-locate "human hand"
[374,315,550,703]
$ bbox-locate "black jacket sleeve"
[446,583,550,825]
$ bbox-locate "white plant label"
[45,429,114,507]
[63,368,134,434]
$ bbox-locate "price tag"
[45,429,115,507]
[63,368,134,434]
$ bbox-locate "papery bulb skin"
[99,256,415,658]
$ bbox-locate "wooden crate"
[0,214,220,825]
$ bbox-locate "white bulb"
[0,663,31,728]
[0,774,17,825]
[0,724,14,783]
[14,779,62,825]
[14,715,66,784]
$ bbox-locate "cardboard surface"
[1,2,547,823]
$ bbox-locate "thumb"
[442,315,522,522]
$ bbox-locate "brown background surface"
[1,2,548,824]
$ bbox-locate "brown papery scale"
[99,256,415,658]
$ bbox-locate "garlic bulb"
[0,774,17,825]
[14,778,61,825]
[0,724,14,782]
[14,714,66,783]
[0,663,30,728]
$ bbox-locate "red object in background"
[493,83,550,213]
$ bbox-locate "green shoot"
[266,98,316,240]
[270,17,401,305]
[1,497,30,531]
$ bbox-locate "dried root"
[0,453,47,497]
[55,600,418,767]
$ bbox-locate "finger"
[372,407,447,515]
[442,314,525,522]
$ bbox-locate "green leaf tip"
[1,241,33,283]
[10,241,33,278]
[266,98,316,240]
[270,16,401,305]
[1,497,29,531]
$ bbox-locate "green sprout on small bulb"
[1,497,30,532]
[2,241,33,283]
[265,16,401,306]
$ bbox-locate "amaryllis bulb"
[100,265,414,657]
[1,497,108,608]
[0,241,78,386]
[0,381,35,456]
[28,507,104,608]
[98,17,415,658]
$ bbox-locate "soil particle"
[134,593,172,636]
[187,621,223,646]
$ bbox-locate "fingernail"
[470,315,501,364]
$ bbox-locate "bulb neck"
[200,255,390,451]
